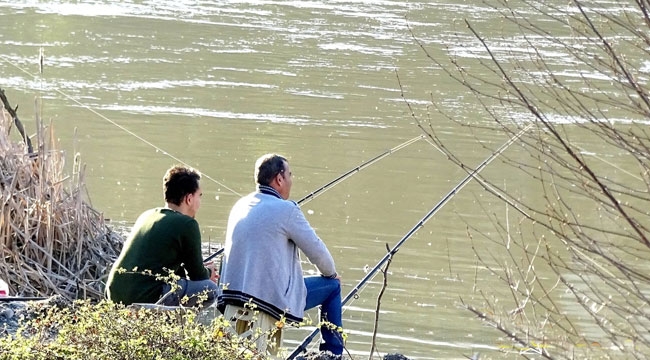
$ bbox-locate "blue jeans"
[161,278,219,307]
[304,276,343,355]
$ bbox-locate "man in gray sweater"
[218,154,344,355]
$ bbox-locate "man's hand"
[205,261,219,282]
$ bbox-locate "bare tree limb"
[0,88,33,154]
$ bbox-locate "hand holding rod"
[287,125,532,359]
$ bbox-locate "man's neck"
[166,203,187,216]
[257,184,283,199]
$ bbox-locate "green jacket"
[106,208,209,305]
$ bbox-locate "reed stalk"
[0,97,122,301]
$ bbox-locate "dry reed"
[0,97,122,301]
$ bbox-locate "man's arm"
[286,206,337,277]
[181,218,211,280]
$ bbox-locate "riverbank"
[0,91,413,359]
[0,296,412,360]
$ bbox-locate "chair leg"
[223,305,284,357]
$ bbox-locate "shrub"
[0,300,266,360]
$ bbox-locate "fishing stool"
[223,304,284,356]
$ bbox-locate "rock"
[294,351,411,360]
[0,301,27,336]
[295,351,341,360]
[0,308,14,319]
[385,354,411,360]
[0,295,71,337]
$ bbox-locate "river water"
[0,1,635,359]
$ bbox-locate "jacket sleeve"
[180,218,210,280]
[285,205,337,277]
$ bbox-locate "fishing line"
[203,134,424,263]
[297,134,424,207]
[575,145,642,181]
[2,53,429,265]
[288,124,533,359]
[0,54,242,197]
[419,131,532,218]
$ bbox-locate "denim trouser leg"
[304,276,343,355]
[161,278,219,307]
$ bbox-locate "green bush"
[0,300,265,360]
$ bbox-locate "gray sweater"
[218,187,336,322]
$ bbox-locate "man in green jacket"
[106,165,218,307]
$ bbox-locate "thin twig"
[369,243,393,359]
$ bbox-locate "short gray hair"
[255,154,287,186]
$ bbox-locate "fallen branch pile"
[0,91,122,301]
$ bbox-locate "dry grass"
[0,100,122,301]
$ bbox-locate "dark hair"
[163,165,201,206]
[255,154,287,186]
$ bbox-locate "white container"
[0,279,8,297]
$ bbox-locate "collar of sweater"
[256,185,283,199]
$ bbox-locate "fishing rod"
[296,135,423,207]
[287,124,532,359]
[202,135,424,264]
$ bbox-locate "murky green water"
[0,1,642,358]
